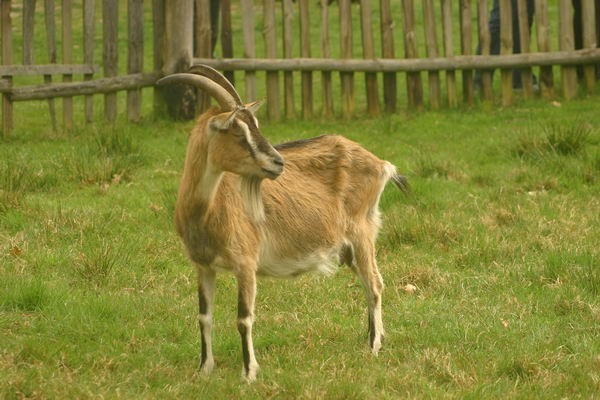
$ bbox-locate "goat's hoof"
[370,335,384,355]
[241,363,259,383]
[199,359,215,375]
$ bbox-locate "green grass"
[1,99,599,398]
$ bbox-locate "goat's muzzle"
[262,152,284,180]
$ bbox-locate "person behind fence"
[475,0,536,89]
[572,0,600,79]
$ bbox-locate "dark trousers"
[476,0,535,88]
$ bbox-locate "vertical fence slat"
[264,0,280,120]
[477,0,493,101]
[441,0,457,107]
[103,0,119,122]
[517,0,534,98]
[581,0,597,92]
[402,0,423,110]
[43,0,57,131]
[500,0,513,106]
[459,0,474,105]
[282,0,295,118]
[320,0,333,117]
[423,0,440,109]
[152,0,166,115]
[534,0,553,98]
[23,0,36,65]
[220,0,234,84]
[559,0,578,99]
[195,0,212,112]
[83,0,95,123]
[240,0,256,101]
[163,0,194,118]
[127,0,144,122]
[299,0,313,119]
[339,0,354,118]
[360,0,380,116]
[1,0,12,136]
[380,0,396,112]
[62,0,73,130]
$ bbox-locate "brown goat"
[158,65,408,382]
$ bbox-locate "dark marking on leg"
[200,325,208,365]
[198,289,208,315]
[238,321,250,374]
[238,294,250,320]
[368,312,375,348]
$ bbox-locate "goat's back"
[257,135,393,267]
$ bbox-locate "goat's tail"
[384,162,411,196]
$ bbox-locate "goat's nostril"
[273,156,284,167]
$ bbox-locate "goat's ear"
[211,109,239,131]
[245,99,266,115]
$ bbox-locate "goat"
[158,65,408,382]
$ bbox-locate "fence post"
[83,0,95,123]
[402,0,423,110]
[320,0,333,117]
[44,0,58,131]
[220,0,234,85]
[1,0,13,136]
[459,0,474,106]
[103,0,118,122]
[559,0,578,100]
[62,0,73,130]
[442,0,457,108]
[152,0,166,116]
[128,0,144,122]
[340,0,354,118]
[581,0,597,93]
[499,0,513,107]
[264,0,280,121]
[360,0,380,116]
[422,0,440,110]
[380,0,396,112]
[240,0,256,101]
[162,0,195,119]
[534,0,554,98]
[194,0,211,114]
[299,0,313,119]
[477,0,493,102]
[517,0,534,99]
[283,0,296,118]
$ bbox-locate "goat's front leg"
[236,267,259,382]
[197,266,216,375]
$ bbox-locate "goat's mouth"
[261,167,283,179]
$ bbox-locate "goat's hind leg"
[351,238,385,355]
[197,266,216,374]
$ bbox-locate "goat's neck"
[181,137,265,223]
[181,140,223,212]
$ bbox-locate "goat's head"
[157,65,284,180]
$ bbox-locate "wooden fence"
[1,0,600,136]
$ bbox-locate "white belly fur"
[257,247,341,278]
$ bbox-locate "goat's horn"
[156,73,238,111]
[189,64,243,106]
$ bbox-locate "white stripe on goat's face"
[207,104,284,180]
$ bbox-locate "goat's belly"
[257,249,341,278]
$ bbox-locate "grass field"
[1,96,599,398]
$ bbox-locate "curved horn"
[156,73,238,111]
[189,64,243,106]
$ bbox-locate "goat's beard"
[240,176,265,222]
